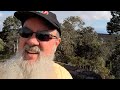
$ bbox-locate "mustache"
[24,45,41,54]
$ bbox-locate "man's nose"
[26,34,39,46]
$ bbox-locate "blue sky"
[0,11,112,34]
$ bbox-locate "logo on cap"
[36,11,49,15]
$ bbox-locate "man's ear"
[55,38,61,47]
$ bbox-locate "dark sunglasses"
[19,27,58,41]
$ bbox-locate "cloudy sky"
[0,11,112,34]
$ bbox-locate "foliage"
[107,11,120,34]
[56,16,83,63]
[0,38,5,51]
[55,16,111,79]
[0,16,21,58]
[106,11,120,78]
[62,16,85,31]
[108,36,120,78]
[75,27,102,60]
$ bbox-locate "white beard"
[0,46,58,79]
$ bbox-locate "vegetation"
[55,16,112,79]
[106,11,120,79]
[0,16,21,58]
[107,11,120,34]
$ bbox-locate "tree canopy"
[107,11,120,34]
[0,16,21,56]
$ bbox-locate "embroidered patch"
[36,11,49,15]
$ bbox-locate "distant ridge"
[97,33,116,42]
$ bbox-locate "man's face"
[18,17,61,62]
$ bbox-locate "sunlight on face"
[18,18,61,62]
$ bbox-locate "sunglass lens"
[36,33,51,41]
[19,27,33,38]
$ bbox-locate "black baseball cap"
[14,11,61,36]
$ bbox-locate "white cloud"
[52,11,112,23]
[78,11,112,21]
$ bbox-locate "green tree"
[55,16,112,79]
[75,28,112,79]
[56,16,85,63]
[1,16,21,57]
[107,11,120,34]
[62,16,85,31]
[75,27,101,60]
[108,35,120,79]
[107,11,120,78]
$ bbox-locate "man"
[0,11,72,79]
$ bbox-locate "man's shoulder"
[53,62,73,79]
